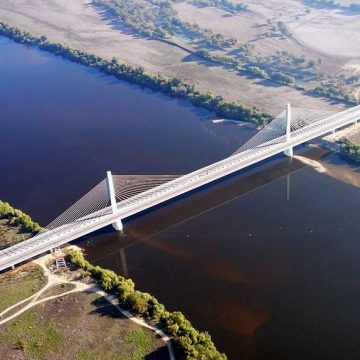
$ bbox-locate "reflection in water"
[1,37,360,360]
[120,248,129,278]
[286,172,291,201]
[82,147,360,359]
[84,153,309,258]
[0,37,255,225]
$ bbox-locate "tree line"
[92,0,238,49]
[338,137,360,163]
[195,49,296,84]
[0,200,41,234]
[67,249,227,360]
[191,0,247,14]
[0,22,270,125]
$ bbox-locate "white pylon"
[106,171,123,231]
[284,103,294,157]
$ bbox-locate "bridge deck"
[1,105,359,271]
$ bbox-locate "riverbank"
[0,0,347,115]
[0,256,168,360]
[66,248,228,359]
[0,203,226,359]
[0,201,41,250]
[338,138,360,164]
[317,122,360,163]
[0,21,270,125]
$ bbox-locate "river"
[1,37,360,359]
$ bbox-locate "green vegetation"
[4,312,62,358]
[0,21,269,125]
[0,264,47,312]
[119,329,155,360]
[0,218,32,250]
[92,0,172,38]
[271,71,296,84]
[277,21,292,37]
[92,0,238,49]
[0,200,41,234]
[195,48,239,66]
[195,49,302,86]
[247,66,269,79]
[191,0,248,14]
[0,290,163,360]
[265,19,292,38]
[9,313,63,358]
[66,249,227,360]
[313,84,351,102]
[338,137,360,163]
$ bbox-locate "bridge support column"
[106,171,123,231]
[284,103,293,157]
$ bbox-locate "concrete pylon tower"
[106,171,123,231]
[284,103,294,157]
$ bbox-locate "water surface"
[1,37,360,360]
[0,37,252,224]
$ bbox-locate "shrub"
[338,137,360,163]
[66,249,227,359]
[271,72,296,84]
[0,200,41,233]
[247,66,269,79]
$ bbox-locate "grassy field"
[38,283,76,300]
[0,292,168,360]
[0,218,32,250]
[0,263,47,313]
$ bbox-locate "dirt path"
[0,255,175,360]
[0,257,88,325]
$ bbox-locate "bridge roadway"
[1,105,360,271]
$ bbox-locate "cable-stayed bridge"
[1,104,359,272]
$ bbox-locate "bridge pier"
[283,103,293,157]
[284,147,293,157]
[112,220,123,231]
[106,171,123,232]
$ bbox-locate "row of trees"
[191,0,248,14]
[92,0,237,49]
[276,21,292,37]
[0,201,41,233]
[338,138,360,163]
[177,19,237,48]
[195,50,296,85]
[266,19,292,38]
[67,249,227,360]
[313,85,351,102]
[92,0,173,38]
[0,22,270,125]
[92,0,353,104]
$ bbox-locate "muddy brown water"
[1,37,360,359]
